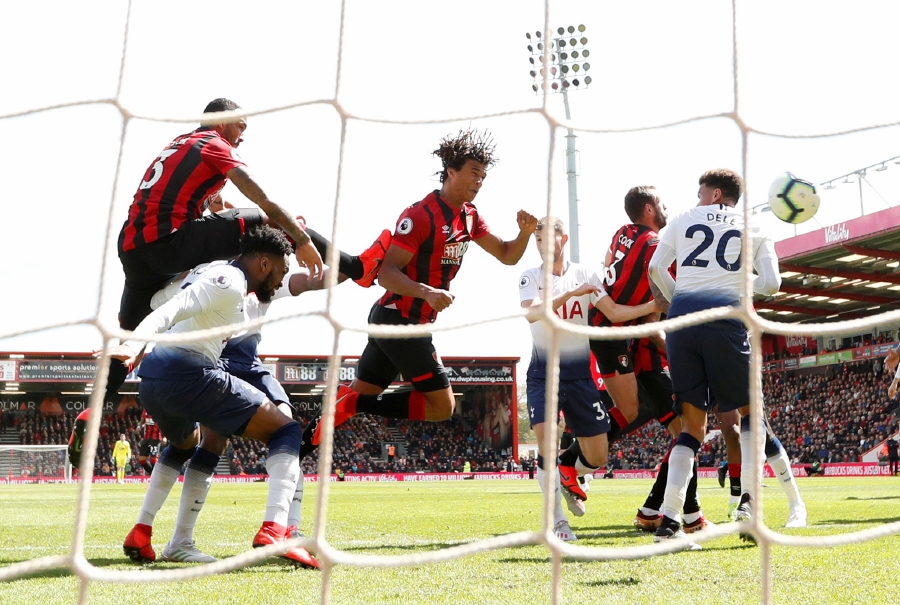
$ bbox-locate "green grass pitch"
[1,477,899,605]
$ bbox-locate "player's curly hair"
[204,98,240,114]
[240,225,293,259]
[699,169,743,203]
[433,129,498,183]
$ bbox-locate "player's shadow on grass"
[0,558,125,580]
[846,495,900,501]
[340,541,475,553]
[820,516,900,525]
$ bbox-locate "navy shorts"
[527,377,610,438]
[138,368,269,446]
[218,359,289,405]
[357,305,449,392]
[667,321,750,414]
[590,339,634,376]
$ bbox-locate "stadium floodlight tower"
[526,24,591,262]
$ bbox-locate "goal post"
[0,444,72,482]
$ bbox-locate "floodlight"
[537,42,543,50]
[532,84,538,92]
[540,68,545,76]
[557,27,564,35]
[582,49,590,57]
[570,38,577,46]
[563,80,570,88]
[583,62,590,71]
[572,64,580,72]
[551,54,557,61]
[573,79,580,86]
[552,82,559,90]
[529,57,534,64]
[580,37,588,44]
[568,25,575,33]
[876,163,888,171]
[526,32,532,40]
[571,51,579,59]
[561,65,569,73]
[535,31,541,38]
[560,52,568,60]
[585,76,592,85]
[527,45,533,52]
[559,39,566,47]
[550,67,557,75]
[529,70,536,78]
[538,56,545,63]
[578,24,586,32]
[823,181,836,189]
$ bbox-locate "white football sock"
[136,462,181,527]
[287,475,304,529]
[170,462,214,544]
[536,466,568,524]
[265,452,300,527]
[740,427,766,497]
[768,447,803,507]
[661,444,695,523]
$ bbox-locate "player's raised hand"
[572,282,600,297]
[889,380,898,399]
[424,288,455,312]
[517,210,538,234]
[885,348,899,374]
[295,240,324,280]
[102,344,139,367]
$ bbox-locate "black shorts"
[139,438,161,458]
[603,369,676,438]
[357,305,450,393]
[117,208,265,329]
[590,339,634,376]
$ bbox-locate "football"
[767,172,821,224]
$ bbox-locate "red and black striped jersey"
[119,128,246,252]
[141,409,161,441]
[631,337,669,375]
[378,190,491,324]
[590,224,658,327]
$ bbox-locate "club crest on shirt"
[519,275,531,288]
[230,148,242,162]
[214,274,231,289]
[618,355,629,367]
[398,217,413,235]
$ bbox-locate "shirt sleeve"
[200,135,247,175]
[125,271,244,349]
[469,208,491,240]
[752,238,782,296]
[648,225,677,302]
[391,206,429,254]
[518,270,539,303]
[588,270,608,305]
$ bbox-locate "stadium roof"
[758,204,900,323]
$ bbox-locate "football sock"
[729,464,742,497]
[288,474,305,529]
[137,445,195,526]
[740,416,766,497]
[535,458,567,524]
[305,228,363,279]
[557,440,580,467]
[264,423,302,527]
[683,460,701,515]
[104,358,130,404]
[171,447,219,544]
[574,452,600,477]
[765,435,803,507]
[661,433,701,523]
[643,441,676,511]
[141,460,154,475]
[353,390,427,421]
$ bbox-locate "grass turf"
[1,477,899,605]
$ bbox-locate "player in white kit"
[520,217,658,539]
[647,169,781,545]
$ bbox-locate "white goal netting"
[0,445,72,482]
[3,1,900,604]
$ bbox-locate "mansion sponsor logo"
[441,241,469,265]
[824,222,849,243]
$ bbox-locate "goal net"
[2,1,900,604]
[0,445,72,483]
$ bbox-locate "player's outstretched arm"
[885,346,900,374]
[594,296,659,325]
[378,245,455,311]
[226,166,323,279]
[475,210,538,265]
[648,240,676,302]
[286,267,344,295]
[752,239,782,296]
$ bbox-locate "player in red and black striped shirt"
[105,98,323,412]
[300,130,537,450]
[588,186,667,442]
